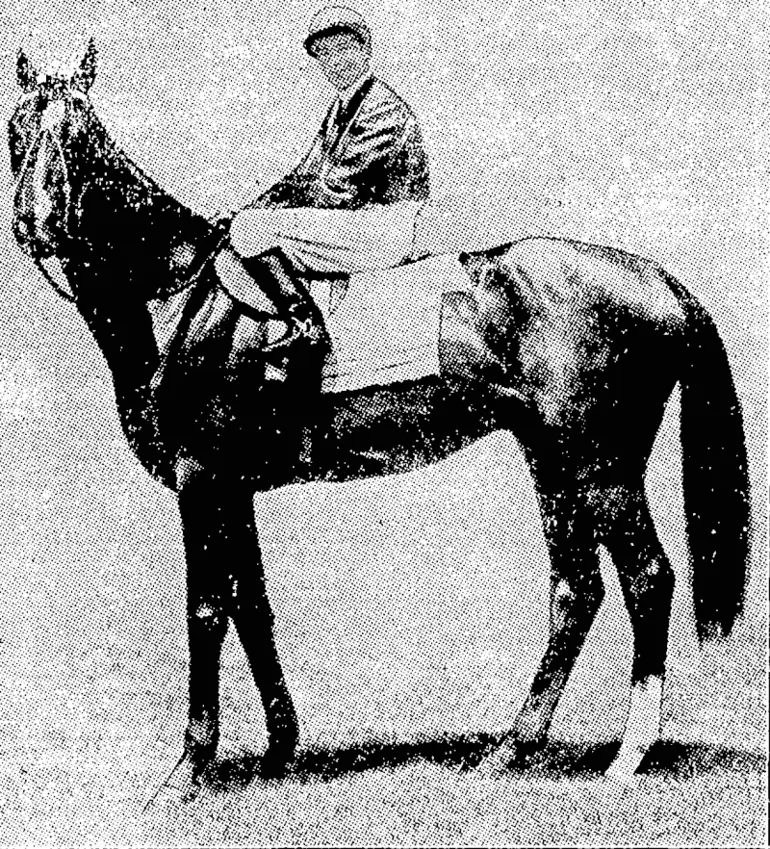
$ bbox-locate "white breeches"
[228,194,564,279]
[229,201,424,276]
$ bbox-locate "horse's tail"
[667,273,751,642]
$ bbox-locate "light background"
[0,0,766,845]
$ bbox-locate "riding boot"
[236,248,324,346]
[233,249,326,478]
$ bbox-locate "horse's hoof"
[260,726,299,780]
[143,751,210,812]
[476,737,541,777]
[605,744,647,784]
[260,695,299,779]
[260,741,295,779]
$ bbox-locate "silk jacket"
[254,76,430,210]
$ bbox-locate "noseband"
[13,87,89,304]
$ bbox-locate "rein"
[30,252,77,303]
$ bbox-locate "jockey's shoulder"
[359,77,417,123]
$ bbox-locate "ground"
[0,398,765,844]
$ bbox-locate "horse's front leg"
[150,459,232,805]
[149,460,297,808]
[225,487,299,777]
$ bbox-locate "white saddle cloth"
[264,254,473,394]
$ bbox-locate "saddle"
[149,241,504,398]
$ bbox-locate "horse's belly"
[300,376,497,484]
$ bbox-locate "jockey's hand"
[207,214,234,248]
[209,209,234,228]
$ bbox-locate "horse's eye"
[14,97,42,130]
[10,111,34,142]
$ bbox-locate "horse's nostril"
[13,216,30,240]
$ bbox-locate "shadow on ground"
[206,734,766,793]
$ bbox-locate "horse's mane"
[79,106,212,298]
[87,108,190,218]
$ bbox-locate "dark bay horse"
[8,43,750,800]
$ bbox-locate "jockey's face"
[312,31,370,92]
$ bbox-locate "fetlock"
[184,712,219,764]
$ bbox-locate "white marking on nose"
[41,100,66,132]
[28,134,60,232]
[32,138,53,217]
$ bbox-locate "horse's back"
[499,237,686,329]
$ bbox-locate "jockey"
[217,6,431,344]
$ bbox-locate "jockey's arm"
[242,137,321,210]
[249,98,413,210]
[308,99,411,208]
[248,174,336,211]
[246,174,306,210]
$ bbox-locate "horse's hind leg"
[481,488,604,772]
[599,487,674,781]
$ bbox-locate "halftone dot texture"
[0,0,766,846]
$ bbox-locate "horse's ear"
[17,49,38,92]
[72,38,97,92]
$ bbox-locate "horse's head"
[9,40,98,260]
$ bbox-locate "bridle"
[12,85,90,304]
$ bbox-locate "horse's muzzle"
[13,213,63,260]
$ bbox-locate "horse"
[8,42,750,802]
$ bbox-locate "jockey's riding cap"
[304,6,372,56]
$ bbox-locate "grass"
[0,405,765,845]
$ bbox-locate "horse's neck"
[84,127,196,251]
[68,119,201,387]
